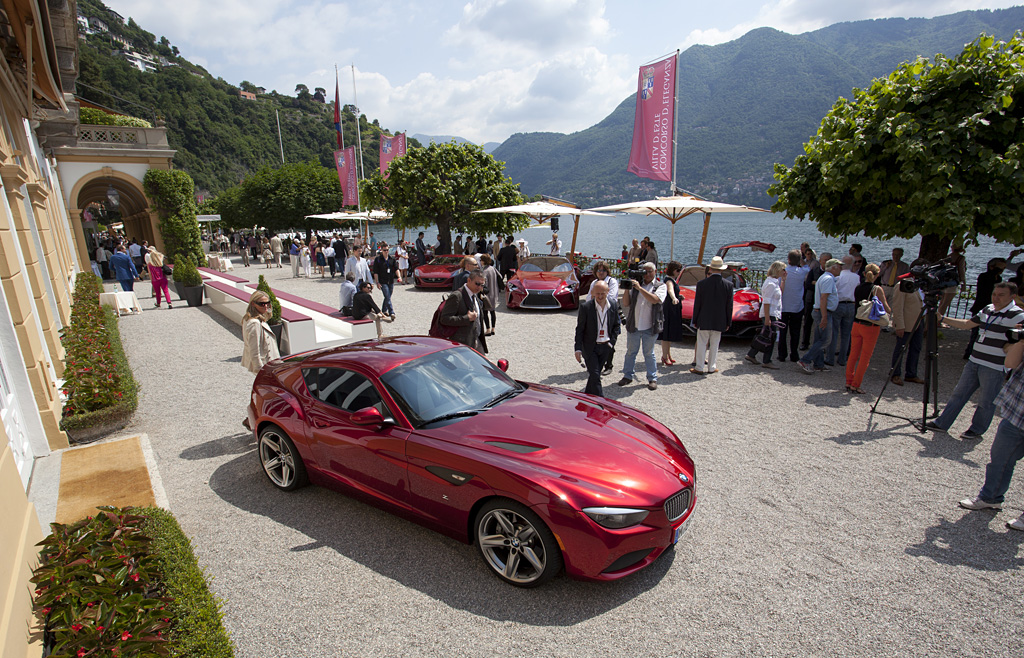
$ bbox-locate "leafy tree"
[360,142,525,253]
[770,33,1024,260]
[142,169,204,265]
[313,87,326,103]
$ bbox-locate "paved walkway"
[105,260,1021,657]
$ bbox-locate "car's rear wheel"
[258,425,308,491]
[475,499,563,587]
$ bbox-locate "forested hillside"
[75,0,418,196]
[494,7,1024,208]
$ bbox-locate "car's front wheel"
[258,425,308,491]
[475,499,563,587]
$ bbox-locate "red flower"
[41,607,51,615]
[77,649,86,657]
[71,623,83,632]
[121,631,132,641]
[129,573,139,582]
[97,625,105,631]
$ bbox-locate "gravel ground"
[117,259,1023,658]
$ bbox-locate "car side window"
[303,368,383,413]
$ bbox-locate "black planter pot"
[269,322,284,348]
[182,284,205,307]
[173,280,186,300]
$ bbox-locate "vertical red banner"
[626,54,676,182]
[334,147,359,207]
[379,132,407,177]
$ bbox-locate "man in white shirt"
[575,281,621,397]
[546,233,562,256]
[617,262,667,390]
[270,234,283,268]
[828,255,861,366]
[779,250,809,362]
[344,246,372,287]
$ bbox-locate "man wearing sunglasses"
[440,270,489,353]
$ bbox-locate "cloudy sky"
[103,0,1020,144]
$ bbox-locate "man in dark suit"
[440,270,488,353]
[416,231,428,267]
[690,256,734,374]
[574,280,621,397]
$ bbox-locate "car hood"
[512,272,572,290]
[427,385,693,504]
[417,266,458,275]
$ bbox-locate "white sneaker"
[958,497,1002,511]
[1007,514,1024,531]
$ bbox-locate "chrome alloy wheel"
[477,507,549,585]
[259,429,299,489]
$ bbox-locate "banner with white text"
[334,147,359,207]
[626,54,676,182]
[379,132,407,177]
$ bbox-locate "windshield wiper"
[422,409,483,426]
[485,387,522,408]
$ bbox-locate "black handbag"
[750,320,786,352]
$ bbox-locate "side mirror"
[497,358,509,372]
[351,406,386,427]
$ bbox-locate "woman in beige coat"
[241,291,280,375]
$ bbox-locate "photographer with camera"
[617,262,667,390]
[957,324,1024,531]
[925,282,1024,440]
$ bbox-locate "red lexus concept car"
[505,256,585,310]
[247,337,696,587]
[413,255,462,288]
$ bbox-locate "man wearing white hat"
[690,256,734,375]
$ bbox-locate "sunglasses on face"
[255,301,270,307]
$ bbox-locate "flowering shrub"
[79,107,153,128]
[59,274,138,438]
[33,507,234,658]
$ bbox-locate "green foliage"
[211,161,343,233]
[171,255,202,287]
[143,169,204,265]
[32,507,235,658]
[360,142,525,253]
[79,107,153,128]
[59,274,138,435]
[770,32,1024,260]
[32,508,172,657]
[256,275,281,325]
[139,508,235,658]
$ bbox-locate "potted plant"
[173,255,205,307]
[256,275,283,346]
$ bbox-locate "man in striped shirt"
[926,282,1024,439]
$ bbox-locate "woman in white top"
[745,261,785,368]
[300,244,312,278]
[396,243,409,280]
[584,260,619,302]
[241,291,280,375]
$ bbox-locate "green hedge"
[80,107,153,128]
[140,508,235,658]
[59,273,139,437]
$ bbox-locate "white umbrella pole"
[670,223,675,264]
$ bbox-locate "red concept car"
[506,256,585,310]
[247,337,696,587]
[413,255,462,288]
[675,241,777,337]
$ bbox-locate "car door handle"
[311,418,327,429]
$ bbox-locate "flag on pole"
[379,132,407,177]
[333,147,359,207]
[626,54,676,182]
[334,77,343,149]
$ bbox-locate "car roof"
[298,336,459,376]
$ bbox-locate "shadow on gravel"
[223,356,242,363]
[207,451,672,623]
[180,432,255,460]
[906,513,1024,571]
[909,430,984,467]
[197,305,244,338]
[805,391,854,408]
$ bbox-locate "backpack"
[428,294,459,339]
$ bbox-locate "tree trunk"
[436,217,453,255]
[918,233,951,264]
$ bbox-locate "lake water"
[378,212,1017,283]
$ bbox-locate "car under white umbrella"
[472,201,613,257]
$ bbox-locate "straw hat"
[708,256,728,270]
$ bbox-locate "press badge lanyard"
[597,304,609,343]
[978,307,1001,342]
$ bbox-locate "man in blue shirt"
[958,323,1024,531]
[779,249,808,362]
[799,258,842,373]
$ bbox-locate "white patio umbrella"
[472,201,613,255]
[588,195,769,264]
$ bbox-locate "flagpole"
[335,65,345,150]
[351,64,366,205]
[275,109,284,164]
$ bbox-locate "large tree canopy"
[211,161,345,235]
[360,142,526,254]
[770,33,1024,260]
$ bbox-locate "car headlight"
[582,507,649,529]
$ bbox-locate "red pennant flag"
[333,147,359,207]
[626,54,676,182]
[334,78,343,149]
[379,132,407,177]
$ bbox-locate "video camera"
[619,266,646,290]
[898,262,961,295]
[1006,328,1024,345]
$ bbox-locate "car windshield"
[519,256,573,273]
[380,347,521,427]
[428,256,462,266]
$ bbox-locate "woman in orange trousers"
[846,264,891,394]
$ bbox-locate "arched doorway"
[68,169,162,261]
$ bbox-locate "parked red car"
[674,241,777,337]
[247,337,696,587]
[413,255,462,288]
[506,256,585,310]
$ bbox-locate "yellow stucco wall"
[0,443,44,658]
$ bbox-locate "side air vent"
[484,441,544,454]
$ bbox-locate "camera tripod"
[870,291,943,431]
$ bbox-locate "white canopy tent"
[588,195,769,264]
[472,201,613,256]
[305,210,392,244]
